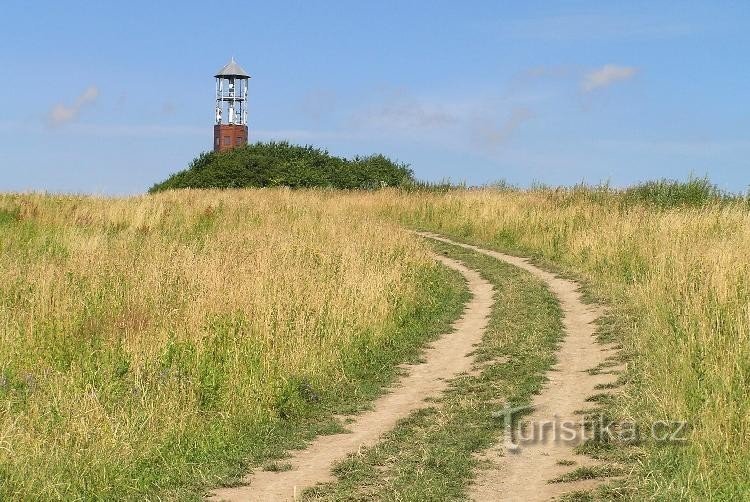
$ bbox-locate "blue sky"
[1,1,748,194]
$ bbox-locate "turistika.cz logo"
[492,404,689,452]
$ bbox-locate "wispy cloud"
[472,107,534,148]
[48,86,99,127]
[582,65,637,92]
[502,65,574,101]
[349,89,458,131]
[344,87,539,150]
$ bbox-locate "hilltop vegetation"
[149,142,414,192]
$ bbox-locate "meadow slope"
[0,190,466,499]
[1,187,746,500]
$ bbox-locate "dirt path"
[208,254,494,501]
[418,233,617,502]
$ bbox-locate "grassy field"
[367,187,750,500]
[1,186,747,500]
[0,190,467,499]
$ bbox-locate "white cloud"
[582,65,637,92]
[48,86,99,126]
[472,107,534,147]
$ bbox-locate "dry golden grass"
[0,189,463,499]
[367,188,750,499]
[2,186,746,499]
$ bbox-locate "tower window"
[235,137,243,145]
[223,136,230,145]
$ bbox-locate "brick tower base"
[214,124,248,152]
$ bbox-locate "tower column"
[213,58,251,152]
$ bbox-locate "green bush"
[149,142,414,192]
[620,176,726,208]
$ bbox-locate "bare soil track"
[208,253,493,501]
[419,233,617,502]
[208,234,615,501]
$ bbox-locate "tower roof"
[214,57,250,78]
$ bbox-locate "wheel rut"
[418,232,617,502]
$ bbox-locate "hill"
[149,142,414,192]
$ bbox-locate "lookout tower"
[213,58,250,152]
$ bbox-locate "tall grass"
[367,188,750,499]
[0,190,463,499]
[620,177,729,208]
[3,186,746,499]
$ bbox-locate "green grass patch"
[263,462,294,472]
[550,465,625,483]
[620,177,727,209]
